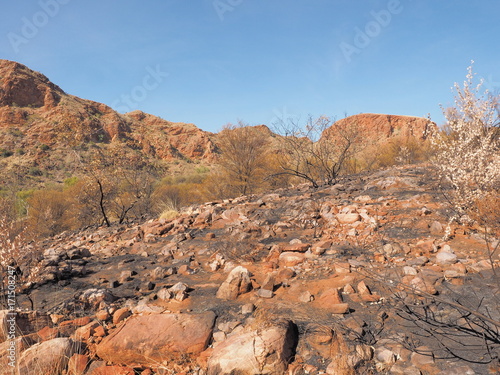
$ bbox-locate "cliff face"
[0,59,64,108]
[322,113,436,143]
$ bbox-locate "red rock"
[207,320,297,375]
[68,353,89,375]
[279,252,305,267]
[96,312,216,366]
[216,266,252,300]
[60,316,92,328]
[281,243,311,252]
[317,289,349,314]
[37,326,59,341]
[112,308,131,325]
[90,365,135,375]
[178,264,193,275]
[311,241,331,255]
[334,262,351,274]
[96,310,110,322]
[323,114,435,145]
[357,281,371,296]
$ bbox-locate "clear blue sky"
[1,1,499,132]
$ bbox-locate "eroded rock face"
[207,320,298,375]
[96,312,216,366]
[322,113,436,143]
[0,60,64,108]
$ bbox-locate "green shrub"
[64,176,79,188]
[195,165,210,174]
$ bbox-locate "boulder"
[96,312,216,366]
[207,320,298,375]
[216,266,252,300]
[17,338,78,375]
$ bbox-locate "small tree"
[272,115,362,188]
[75,143,161,226]
[216,122,271,196]
[430,65,500,228]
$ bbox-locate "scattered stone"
[79,289,116,308]
[279,252,305,267]
[157,287,172,301]
[298,291,313,302]
[112,307,131,325]
[336,213,361,224]
[256,288,274,298]
[410,346,435,367]
[429,221,443,234]
[317,288,349,314]
[241,303,255,314]
[436,248,458,265]
[216,266,252,300]
[95,310,110,322]
[90,365,136,375]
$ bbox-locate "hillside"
[0,60,217,187]
[0,59,437,191]
[1,164,498,374]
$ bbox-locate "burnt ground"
[4,163,500,374]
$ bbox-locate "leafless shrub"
[272,115,362,188]
[216,122,272,196]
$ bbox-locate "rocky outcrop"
[322,113,436,143]
[0,60,64,108]
[126,110,217,161]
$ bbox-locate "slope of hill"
[0,59,217,186]
[1,164,498,374]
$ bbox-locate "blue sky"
[1,1,499,132]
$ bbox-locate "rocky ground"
[1,163,499,375]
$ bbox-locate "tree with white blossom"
[430,64,500,232]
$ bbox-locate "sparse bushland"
[347,134,434,173]
[271,115,363,188]
[153,171,209,216]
